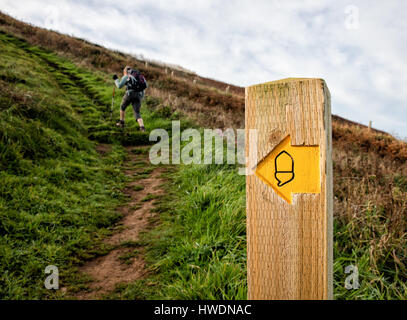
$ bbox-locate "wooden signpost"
[245,78,333,300]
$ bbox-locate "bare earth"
[73,145,164,300]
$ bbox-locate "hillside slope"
[0,27,181,298]
[0,30,128,298]
[1,11,407,299]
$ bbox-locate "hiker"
[113,66,148,131]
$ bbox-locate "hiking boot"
[116,120,125,128]
[140,126,146,132]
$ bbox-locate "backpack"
[126,69,147,92]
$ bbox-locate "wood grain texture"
[245,78,333,300]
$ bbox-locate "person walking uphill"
[113,66,148,131]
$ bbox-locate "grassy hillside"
[1,11,407,299]
[0,30,126,298]
[0,28,181,298]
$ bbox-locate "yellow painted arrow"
[255,135,320,203]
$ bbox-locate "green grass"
[133,185,145,192]
[0,30,176,299]
[113,160,247,300]
[333,207,407,299]
[0,31,126,299]
[118,250,140,265]
[140,194,158,203]
[133,173,151,181]
[112,143,407,300]
[137,168,155,175]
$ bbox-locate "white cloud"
[0,0,406,137]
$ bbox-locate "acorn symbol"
[274,151,294,187]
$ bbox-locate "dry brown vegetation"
[332,133,406,297]
[333,121,407,162]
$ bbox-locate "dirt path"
[73,145,164,300]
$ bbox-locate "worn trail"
[73,145,164,300]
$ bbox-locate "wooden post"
[368,120,372,131]
[245,78,333,300]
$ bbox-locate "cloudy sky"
[1,0,406,138]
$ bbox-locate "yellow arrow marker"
[255,135,320,203]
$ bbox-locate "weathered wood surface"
[245,78,333,300]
